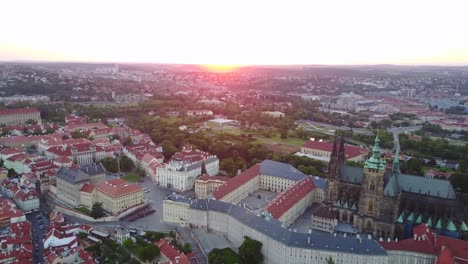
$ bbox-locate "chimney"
[307,237,311,244]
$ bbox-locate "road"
[27,211,49,264]
[388,125,422,151]
[297,119,374,136]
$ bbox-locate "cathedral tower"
[354,135,387,234]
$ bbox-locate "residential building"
[0,108,41,126]
[194,175,230,199]
[311,205,338,233]
[264,176,318,228]
[13,189,39,213]
[56,167,90,207]
[157,146,219,191]
[116,228,130,245]
[79,184,95,209]
[156,238,198,264]
[77,163,106,184]
[186,109,213,116]
[380,224,468,264]
[261,111,285,118]
[298,140,369,162]
[95,178,144,215]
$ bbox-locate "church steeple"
[364,134,386,171]
[328,135,341,180]
[338,136,346,164]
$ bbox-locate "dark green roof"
[461,221,468,231]
[446,220,457,232]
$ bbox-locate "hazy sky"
[1,0,468,65]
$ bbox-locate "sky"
[1,0,468,66]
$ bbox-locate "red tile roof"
[380,224,468,263]
[265,177,315,219]
[302,140,369,159]
[312,205,338,220]
[212,164,260,200]
[155,239,196,264]
[96,178,143,198]
[80,183,95,193]
[0,108,40,116]
[196,175,231,182]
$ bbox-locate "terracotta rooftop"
[312,205,338,220]
[380,224,468,263]
[80,183,95,193]
[196,175,231,182]
[265,177,315,219]
[302,140,369,159]
[96,178,143,198]
[0,108,40,116]
[212,164,260,200]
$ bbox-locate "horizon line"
[1,59,468,68]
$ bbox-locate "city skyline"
[1,0,468,66]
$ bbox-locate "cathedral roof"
[339,165,364,183]
[397,212,405,223]
[461,221,468,232]
[415,214,423,224]
[407,212,415,222]
[397,173,456,199]
[446,220,457,232]
[383,174,400,197]
[426,217,433,227]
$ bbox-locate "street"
[27,211,49,264]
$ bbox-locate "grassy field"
[122,174,140,182]
[255,134,307,147]
[75,207,91,216]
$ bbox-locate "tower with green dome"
[355,134,391,236]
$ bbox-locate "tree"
[119,156,134,172]
[280,130,288,139]
[26,119,37,125]
[326,256,335,264]
[71,130,87,139]
[90,202,105,219]
[122,136,132,146]
[101,157,119,173]
[161,140,178,160]
[238,236,263,264]
[182,243,192,253]
[7,168,18,178]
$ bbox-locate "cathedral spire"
[338,135,346,163]
[364,134,386,171]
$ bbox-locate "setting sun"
[201,64,241,72]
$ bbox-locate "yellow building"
[0,108,41,126]
[163,195,191,226]
[194,175,230,199]
[95,178,144,215]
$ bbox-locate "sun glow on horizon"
[1,0,468,65]
[201,64,242,72]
